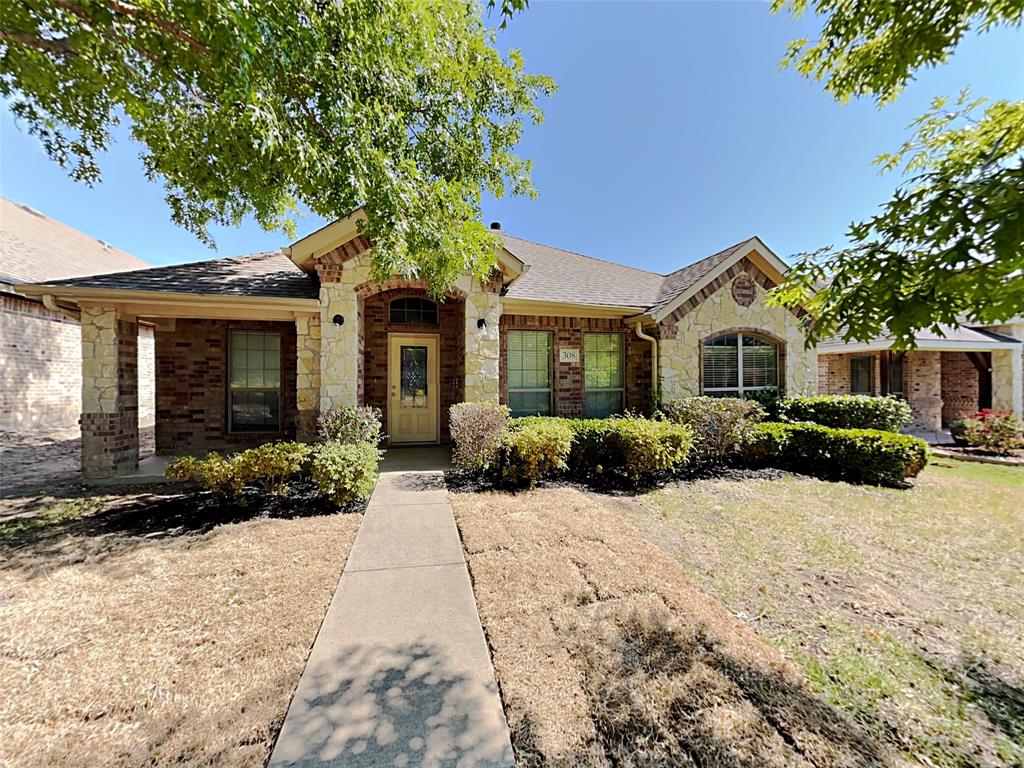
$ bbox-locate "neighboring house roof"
[0,197,148,288]
[34,250,320,300]
[819,324,1021,353]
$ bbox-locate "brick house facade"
[13,209,1022,478]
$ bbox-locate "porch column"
[80,306,139,479]
[464,281,501,402]
[904,351,943,431]
[992,348,1023,415]
[295,313,321,440]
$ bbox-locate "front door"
[388,334,439,443]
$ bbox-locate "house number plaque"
[559,348,580,364]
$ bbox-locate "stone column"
[80,306,139,479]
[295,313,321,441]
[463,282,501,402]
[905,351,943,431]
[992,347,1023,415]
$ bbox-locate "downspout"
[42,294,80,321]
[634,320,659,408]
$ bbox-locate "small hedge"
[450,402,510,471]
[778,395,912,432]
[659,396,764,467]
[495,418,573,489]
[744,422,929,487]
[566,417,693,483]
[310,441,381,505]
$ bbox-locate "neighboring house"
[817,322,1024,433]
[0,198,155,435]
[15,211,822,478]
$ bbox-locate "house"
[817,322,1024,435]
[0,198,155,436]
[13,210,1021,479]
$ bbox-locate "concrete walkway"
[269,448,514,768]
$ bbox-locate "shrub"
[165,452,245,500]
[660,396,764,466]
[234,442,313,495]
[566,417,693,483]
[310,441,381,506]
[777,394,912,432]
[961,409,1024,454]
[450,402,510,471]
[744,422,929,487]
[317,405,384,445]
[495,419,572,489]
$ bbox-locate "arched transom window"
[389,296,438,325]
[702,332,779,397]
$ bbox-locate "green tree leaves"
[769,1,1024,346]
[0,0,554,292]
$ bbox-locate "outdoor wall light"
[333,314,345,326]
[477,318,487,329]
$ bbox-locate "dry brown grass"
[0,495,359,768]
[451,486,886,767]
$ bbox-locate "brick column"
[80,307,139,479]
[905,351,942,431]
[464,281,501,402]
[295,313,321,441]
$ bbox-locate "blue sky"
[1,2,1021,272]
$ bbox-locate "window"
[584,333,624,417]
[883,351,904,398]
[389,297,438,325]
[850,355,873,395]
[507,331,552,417]
[702,332,779,397]
[229,330,281,432]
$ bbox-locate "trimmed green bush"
[495,419,573,489]
[744,422,929,486]
[567,417,693,482]
[310,441,381,506]
[450,402,510,471]
[166,452,245,500]
[778,395,912,432]
[166,442,316,499]
[659,396,764,466]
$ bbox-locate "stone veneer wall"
[361,289,465,441]
[80,307,139,478]
[498,315,653,418]
[154,319,297,454]
[987,322,1024,415]
[940,352,980,424]
[658,259,815,400]
[295,314,321,441]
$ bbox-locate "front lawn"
[451,486,888,767]
[0,488,360,767]
[614,459,1023,767]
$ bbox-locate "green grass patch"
[0,497,105,539]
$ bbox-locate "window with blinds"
[702,332,779,397]
[229,330,282,432]
[584,333,625,417]
[507,331,552,417]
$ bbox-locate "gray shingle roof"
[501,233,757,311]
[1,197,148,285]
[819,324,1021,349]
[37,250,319,300]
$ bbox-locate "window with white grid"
[702,332,779,398]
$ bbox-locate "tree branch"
[0,30,77,56]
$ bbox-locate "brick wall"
[940,352,980,424]
[499,315,653,418]
[360,290,465,441]
[817,352,883,395]
[0,295,155,434]
[155,319,297,454]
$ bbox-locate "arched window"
[389,297,438,325]
[703,332,779,397]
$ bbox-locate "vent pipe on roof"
[489,221,502,230]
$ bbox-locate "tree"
[0,0,554,292]
[768,0,1024,346]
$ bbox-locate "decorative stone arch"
[354,277,467,301]
[698,326,788,396]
